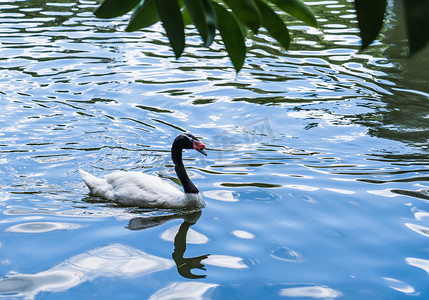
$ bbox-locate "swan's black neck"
[172,143,199,194]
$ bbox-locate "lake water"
[1,0,429,299]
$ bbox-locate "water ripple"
[1,0,429,299]
[0,244,174,299]
[5,222,80,233]
[271,246,305,263]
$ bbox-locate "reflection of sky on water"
[1,0,429,299]
[279,285,342,298]
[149,282,219,300]
[0,244,174,299]
[0,217,249,299]
[161,224,209,244]
[0,241,245,299]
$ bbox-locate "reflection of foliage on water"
[355,90,429,149]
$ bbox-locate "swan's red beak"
[193,141,207,156]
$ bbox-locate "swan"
[79,133,207,209]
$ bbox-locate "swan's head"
[179,133,207,156]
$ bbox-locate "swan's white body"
[79,169,204,209]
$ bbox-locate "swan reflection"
[128,210,210,279]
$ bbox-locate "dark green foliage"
[211,2,246,72]
[94,0,317,72]
[354,0,387,49]
[354,0,429,54]
[126,0,159,32]
[154,0,185,59]
[404,0,429,55]
[184,0,216,47]
[95,0,140,18]
[223,0,261,34]
[94,0,429,72]
[255,0,290,49]
[270,0,317,28]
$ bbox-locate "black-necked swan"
[79,133,207,208]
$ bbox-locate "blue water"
[1,0,429,299]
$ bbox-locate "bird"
[79,133,207,209]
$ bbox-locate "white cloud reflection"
[279,285,341,299]
[406,257,429,275]
[149,282,218,300]
[160,225,209,244]
[0,244,174,299]
[383,277,416,294]
[203,190,238,202]
[405,223,429,238]
[204,255,248,269]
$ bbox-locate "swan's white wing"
[80,169,114,199]
[104,171,184,207]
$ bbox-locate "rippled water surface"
[1,0,429,299]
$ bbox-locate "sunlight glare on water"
[1,0,429,299]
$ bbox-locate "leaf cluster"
[354,0,429,55]
[95,0,318,72]
[95,0,429,72]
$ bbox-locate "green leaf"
[95,0,140,19]
[354,0,387,49]
[201,0,217,46]
[184,0,216,46]
[223,0,260,34]
[270,0,317,28]
[404,0,429,55]
[201,0,217,44]
[181,6,192,27]
[211,1,246,72]
[126,0,159,32]
[154,0,185,58]
[254,0,289,49]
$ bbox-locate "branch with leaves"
[95,0,429,72]
[95,0,317,72]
